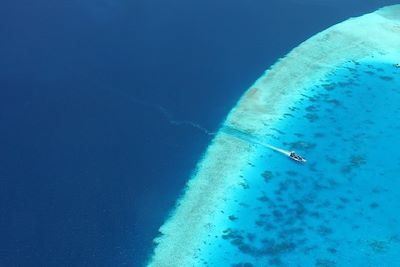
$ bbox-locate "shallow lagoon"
[198,60,400,266]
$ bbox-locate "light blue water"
[200,60,400,266]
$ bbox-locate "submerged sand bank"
[148,5,400,267]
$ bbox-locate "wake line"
[101,85,217,136]
[221,126,291,156]
[124,96,290,154]
[124,96,292,154]
[104,88,289,153]
[156,106,216,136]
[122,96,217,136]
[259,143,291,156]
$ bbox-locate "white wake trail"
[221,126,292,156]
[260,143,291,156]
[100,86,217,137]
[121,95,217,136]
[156,106,216,136]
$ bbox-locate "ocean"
[0,1,399,266]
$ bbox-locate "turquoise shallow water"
[196,60,400,266]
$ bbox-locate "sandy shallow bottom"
[148,5,400,267]
[196,60,400,266]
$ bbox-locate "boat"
[262,143,307,163]
[289,151,307,163]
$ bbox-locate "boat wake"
[221,126,306,162]
[107,88,301,159]
[261,143,291,156]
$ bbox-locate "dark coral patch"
[231,263,254,267]
[325,99,342,106]
[317,225,333,236]
[321,83,337,91]
[315,259,336,267]
[379,75,393,81]
[286,141,316,151]
[338,81,355,87]
[255,220,265,227]
[269,257,283,266]
[259,239,297,256]
[257,195,270,202]
[306,105,318,112]
[341,154,366,173]
[326,156,337,164]
[369,202,379,209]
[304,113,319,122]
[272,210,283,218]
[262,171,274,183]
[368,240,387,252]
[246,233,256,242]
[229,215,239,221]
[327,247,337,254]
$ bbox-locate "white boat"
[289,151,307,163]
[263,143,307,163]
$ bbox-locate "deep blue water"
[0,1,399,266]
